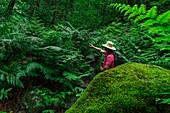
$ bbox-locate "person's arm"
[89,44,105,53]
[100,65,109,71]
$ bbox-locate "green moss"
[66,63,170,113]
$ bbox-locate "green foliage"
[156,10,170,24]
[0,5,100,112]
[0,88,12,100]
[0,0,170,112]
[156,89,170,105]
[109,3,170,69]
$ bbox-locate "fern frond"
[123,5,138,17]
[41,46,62,51]
[63,71,79,81]
[0,74,5,81]
[146,6,157,18]
[155,35,170,42]
[118,4,126,12]
[115,4,122,11]
[110,3,118,8]
[132,4,138,12]
[139,4,146,14]
[128,11,139,20]
[164,25,170,31]
[26,62,43,76]
[16,70,26,88]
[148,26,165,34]
[134,15,148,23]
[141,19,156,27]
[0,70,8,76]
[6,74,16,86]
[26,62,51,79]
[156,10,170,25]
[155,44,170,51]
[124,8,132,16]
[120,5,131,14]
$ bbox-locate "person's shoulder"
[107,54,114,58]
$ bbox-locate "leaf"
[0,74,5,81]
[131,4,138,12]
[36,103,45,107]
[147,6,157,18]
[42,46,62,51]
[148,26,164,34]
[128,11,139,20]
[161,47,170,51]
[155,35,170,42]
[138,4,146,14]
[118,4,126,12]
[155,44,170,51]
[134,15,148,23]
[141,19,156,27]
[63,71,79,81]
[160,98,170,104]
[110,3,118,8]
[120,5,131,14]
[156,10,170,24]
[124,8,132,16]
[115,4,122,10]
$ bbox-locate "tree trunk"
[51,11,57,24]
[5,0,16,15]
[51,0,59,25]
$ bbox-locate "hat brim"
[102,44,116,50]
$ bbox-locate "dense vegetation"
[0,0,169,112]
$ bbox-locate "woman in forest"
[89,41,116,71]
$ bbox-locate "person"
[89,41,116,71]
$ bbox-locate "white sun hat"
[102,41,116,50]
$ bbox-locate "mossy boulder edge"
[66,63,170,113]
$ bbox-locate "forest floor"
[0,77,92,113]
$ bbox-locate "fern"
[6,74,14,86]
[41,46,62,52]
[118,4,126,12]
[26,62,51,78]
[134,15,148,23]
[155,35,170,42]
[155,43,170,51]
[146,6,157,18]
[115,4,122,11]
[132,4,138,11]
[156,10,170,24]
[0,88,12,100]
[148,26,165,34]
[120,5,131,14]
[141,19,157,27]
[124,7,132,16]
[138,4,146,14]
[63,72,80,81]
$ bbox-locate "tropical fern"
[138,4,146,14]
[146,6,158,18]
[120,5,131,14]
[128,5,139,20]
[156,10,170,24]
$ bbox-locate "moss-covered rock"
[66,63,170,113]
